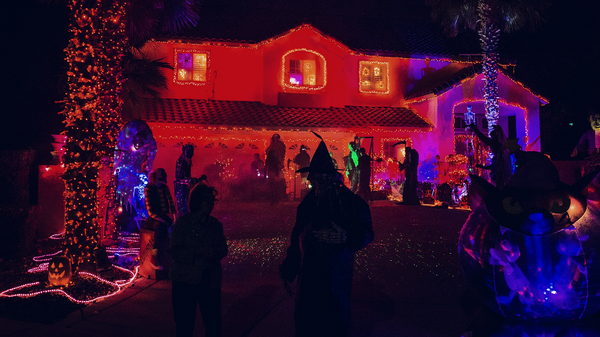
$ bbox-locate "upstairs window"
[174,49,209,86]
[282,49,326,91]
[289,60,316,86]
[359,61,389,94]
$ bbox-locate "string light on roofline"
[151,24,469,64]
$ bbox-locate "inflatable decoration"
[459,151,600,321]
[114,120,157,221]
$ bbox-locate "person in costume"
[144,168,176,271]
[171,183,228,337]
[280,133,374,337]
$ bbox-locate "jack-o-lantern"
[48,256,72,286]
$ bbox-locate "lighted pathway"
[2,200,474,337]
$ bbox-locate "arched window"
[282,49,326,91]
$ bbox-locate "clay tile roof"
[132,98,431,130]
[405,63,482,100]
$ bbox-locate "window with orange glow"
[359,61,389,94]
[282,49,326,91]
[289,59,316,86]
[174,50,209,85]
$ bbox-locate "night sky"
[1,0,597,161]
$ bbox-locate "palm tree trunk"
[95,0,127,245]
[62,0,126,269]
[478,0,501,136]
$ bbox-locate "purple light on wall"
[178,53,192,70]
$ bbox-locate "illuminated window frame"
[359,60,390,94]
[281,49,327,91]
[173,49,210,86]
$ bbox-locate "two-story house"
[127,23,547,198]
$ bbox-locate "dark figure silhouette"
[250,153,265,178]
[294,145,311,195]
[265,149,284,202]
[398,147,420,205]
[281,136,374,337]
[266,133,286,176]
[175,144,196,216]
[293,145,311,178]
[356,147,372,201]
[144,168,176,271]
[171,184,228,337]
[468,123,512,189]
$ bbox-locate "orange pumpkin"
[48,256,72,286]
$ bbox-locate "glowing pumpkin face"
[48,256,72,286]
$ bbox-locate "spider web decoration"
[235,143,245,149]
[288,144,298,150]
[218,143,228,148]
[249,143,259,149]
[205,143,214,148]
[329,144,338,151]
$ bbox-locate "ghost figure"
[459,151,600,321]
[489,237,533,305]
[114,120,157,220]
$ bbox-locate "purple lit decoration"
[178,53,192,70]
[464,105,476,171]
[289,73,303,85]
[115,120,157,223]
[459,154,600,321]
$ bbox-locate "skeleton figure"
[114,120,157,220]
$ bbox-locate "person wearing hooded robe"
[398,146,420,205]
[356,147,372,201]
[280,135,374,337]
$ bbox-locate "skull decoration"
[48,256,72,286]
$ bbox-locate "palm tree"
[121,49,174,120]
[60,0,200,269]
[426,0,550,132]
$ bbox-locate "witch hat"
[296,132,338,174]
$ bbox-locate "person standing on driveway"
[280,134,374,337]
[170,183,228,337]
